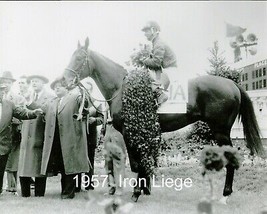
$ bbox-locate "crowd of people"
[0,71,126,199]
[0,20,179,200]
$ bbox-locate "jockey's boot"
[142,176,151,195]
[154,87,168,105]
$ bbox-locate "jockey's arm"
[143,43,165,68]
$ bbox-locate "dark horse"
[63,38,265,202]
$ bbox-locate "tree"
[207,41,240,83]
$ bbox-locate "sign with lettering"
[254,59,267,68]
[158,80,188,114]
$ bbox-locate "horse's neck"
[90,51,127,101]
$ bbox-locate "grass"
[1,163,266,214]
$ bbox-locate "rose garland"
[130,44,151,68]
[121,69,161,175]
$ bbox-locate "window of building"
[264,79,266,88]
[252,70,255,79]
[256,81,258,89]
[259,80,262,89]
[245,73,248,80]
[242,74,244,81]
[256,70,258,78]
[263,68,266,76]
[245,84,248,91]
[259,69,262,77]
[253,82,255,90]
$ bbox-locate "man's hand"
[88,117,96,124]
[33,108,44,116]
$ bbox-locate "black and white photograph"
[0,1,267,214]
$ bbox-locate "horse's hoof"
[131,193,141,203]
[143,187,151,195]
[219,196,229,205]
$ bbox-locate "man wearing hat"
[40,77,73,198]
[0,83,43,196]
[0,71,26,195]
[18,74,55,197]
[41,77,91,199]
[141,21,178,105]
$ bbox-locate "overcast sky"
[1,1,267,90]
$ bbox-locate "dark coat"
[41,87,91,175]
[18,90,55,177]
[0,100,37,156]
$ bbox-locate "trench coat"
[18,90,55,177]
[41,87,91,175]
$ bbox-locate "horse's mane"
[90,50,127,76]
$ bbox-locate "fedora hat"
[50,77,64,90]
[0,71,16,82]
[27,75,49,84]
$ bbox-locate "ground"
[1,163,266,214]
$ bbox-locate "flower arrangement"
[121,69,161,175]
[130,44,152,68]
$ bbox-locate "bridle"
[64,48,121,114]
[65,48,90,86]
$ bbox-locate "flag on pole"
[226,22,246,37]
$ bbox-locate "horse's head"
[64,37,92,88]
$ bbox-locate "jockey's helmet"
[142,21,161,32]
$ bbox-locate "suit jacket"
[0,100,37,156]
[18,89,55,177]
[41,87,91,175]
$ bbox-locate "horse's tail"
[236,84,266,157]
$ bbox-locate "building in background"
[231,58,267,143]
[239,58,267,91]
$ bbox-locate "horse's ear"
[84,37,89,50]
[77,41,81,49]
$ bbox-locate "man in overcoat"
[41,79,91,199]
[18,75,55,197]
[0,84,43,195]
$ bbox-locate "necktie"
[57,98,62,113]
[34,93,39,101]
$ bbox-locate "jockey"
[141,21,178,105]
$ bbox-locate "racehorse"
[63,38,265,203]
